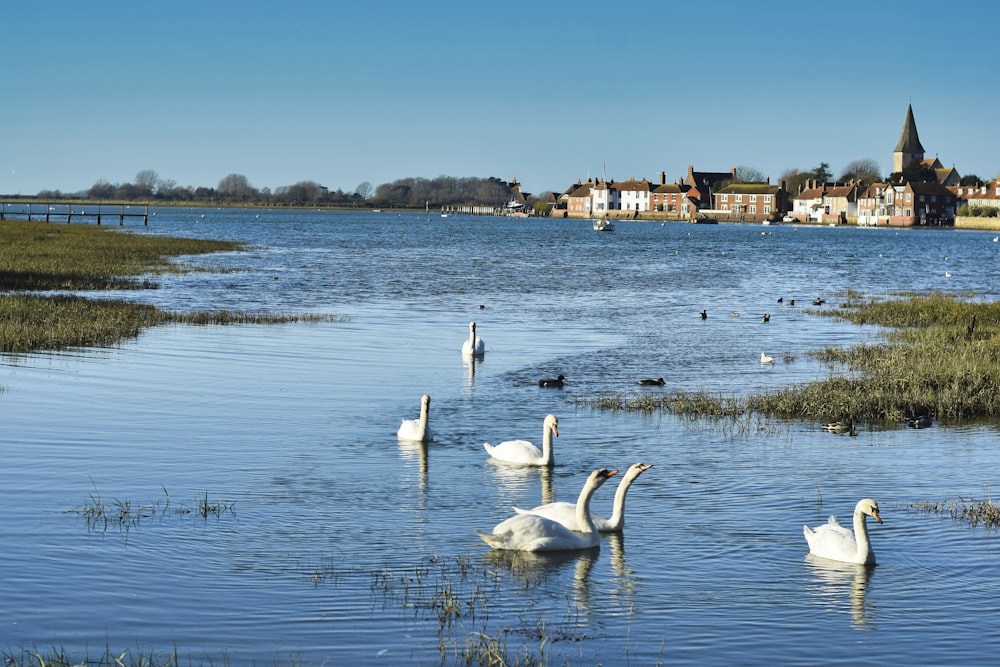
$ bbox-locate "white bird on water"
[760,352,775,364]
[462,321,485,357]
[803,498,883,565]
[396,394,432,443]
[478,468,618,552]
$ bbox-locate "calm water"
[4,208,1000,665]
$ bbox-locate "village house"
[952,179,1000,209]
[791,181,859,223]
[712,180,788,219]
[858,180,957,226]
[617,178,653,213]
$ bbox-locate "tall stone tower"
[893,104,925,174]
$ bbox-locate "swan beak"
[604,469,619,479]
[552,425,559,438]
[872,509,883,524]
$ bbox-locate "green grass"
[0,219,344,353]
[580,292,1000,427]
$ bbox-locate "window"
[749,205,757,214]
[764,205,771,214]
[735,195,743,202]
[721,194,728,202]
[750,195,757,202]
[765,195,772,203]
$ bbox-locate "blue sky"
[3,0,998,197]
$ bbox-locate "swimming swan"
[462,321,485,357]
[803,498,883,565]
[484,414,558,466]
[397,394,432,443]
[513,462,652,532]
[760,352,775,364]
[478,468,618,551]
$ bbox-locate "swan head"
[469,321,477,334]
[590,468,618,486]
[624,462,653,480]
[857,498,882,524]
[544,414,559,438]
[421,394,431,408]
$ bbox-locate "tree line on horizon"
[26,170,523,209]
[19,160,988,210]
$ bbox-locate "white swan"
[760,351,775,364]
[484,414,558,466]
[396,394,432,443]
[514,462,652,532]
[462,321,485,357]
[478,468,618,551]
[803,498,883,565]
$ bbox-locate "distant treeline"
[29,171,526,209]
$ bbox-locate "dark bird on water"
[907,415,933,429]
[538,374,566,388]
[700,309,708,320]
[638,377,666,386]
[762,313,770,322]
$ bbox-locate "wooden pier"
[0,202,149,225]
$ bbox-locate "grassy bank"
[0,219,332,353]
[580,292,1000,427]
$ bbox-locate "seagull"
[760,352,775,364]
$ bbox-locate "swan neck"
[418,402,429,439]
[853,507,871,556]
[574,477,600,535]
[607,476,634,528]
[540,423,554,465]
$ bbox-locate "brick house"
[791,182,859,223]
[712,181,788,219]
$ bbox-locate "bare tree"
[135,169,159,197]
[734,165,765,183]
[838,159,883,185]
[355,181,373,200]
[218,173,255,201]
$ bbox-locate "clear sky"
[4,0,998,198]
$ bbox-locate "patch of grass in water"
[581,292,1000,429]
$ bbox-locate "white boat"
[593,215,614,232]
[592,160,614,232]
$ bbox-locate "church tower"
[893,104,925,174]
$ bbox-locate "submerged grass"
[581,292,1000,428]
[0,219,346,353]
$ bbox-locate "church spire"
[893,103,925,173]
[894,103,925,154]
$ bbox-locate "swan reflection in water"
[396,439,429,516]
[804,553,876,630]
[486,461,555,505]
[605,532,638,597]
[482,546,598,615]
[462,355,478,393]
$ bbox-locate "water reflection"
[397,440,429,489]
[605,532,638,597]
[804,553,876,630]
[462,355,478,393]
[486,463,554,505]
[482,547,598,613]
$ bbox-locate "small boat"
[692,214,718,224]
[593,215,614,232]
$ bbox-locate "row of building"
[544,105,997,227]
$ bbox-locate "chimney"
[660,171,666,185]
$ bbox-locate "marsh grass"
[912,485,1000,529]
[0,219,243,290]
[581,292,1000,428]
[0,220,348,353]
[73,485,235,535]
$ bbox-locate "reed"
[581,292,1000,427]
[0,219,243,290]
[0,220,348,353]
